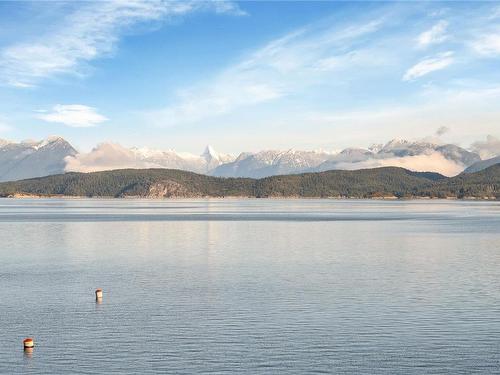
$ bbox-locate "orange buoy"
[23,338,34,350]
[95,288,103,300]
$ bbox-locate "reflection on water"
[0,199,499,374]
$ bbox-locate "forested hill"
[0,165,498,199]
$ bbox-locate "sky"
[0,0,499,154]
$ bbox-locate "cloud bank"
[65,143,160,172]
[334,152,464,177]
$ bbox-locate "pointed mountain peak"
[34,135,72,149]
[202,145,219,161]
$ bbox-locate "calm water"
[0,199,499,374]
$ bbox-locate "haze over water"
[0,199,499,374]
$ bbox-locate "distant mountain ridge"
[0,165,498,199]
[0,136,496,181]
[212,149,332,178]
[0,136,77,182]
[463,156,500,174]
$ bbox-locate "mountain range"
[0,136,498,182]
[0,136,76,182]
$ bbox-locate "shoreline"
[1,194,497,201]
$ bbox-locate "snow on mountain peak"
[202,145,219,161]
[0,136,486,181]
[201,145,235,165]
[380,138,439,156]
[34,135,67,149]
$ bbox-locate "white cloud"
[471,135,500,159]
[0,0,245,87]
[64,142,213,173]
[335,152,464,177]
[64,143,158,172]
[417,20,449,47]
[36,104,108,127]
[403,51,454,81]
[471,33,500,56]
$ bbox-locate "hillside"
[0,169,254,198]
[0,165,498,199]
[0,167,470,198]
[420,164,500,199]
[463,157,500,174]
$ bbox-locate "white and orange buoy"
[95,288,103,300]
[23,338,34,351]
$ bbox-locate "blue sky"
[0,0,499,154]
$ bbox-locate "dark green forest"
[0,164,498,199]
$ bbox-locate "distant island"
[0,165,498,200]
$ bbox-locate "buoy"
[23,338,34,350]
[95,288,103,300]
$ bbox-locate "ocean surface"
[0,199,499,374]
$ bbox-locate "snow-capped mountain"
[130,144,234,173]
[0,136,77,182]
[377,139,480,165]
[211,149,333,178]
[0,136,490,181]
[211,140,482,178]
[434,144,481,166]
[314,148,374,172]
[201,145,235,171]
[64,143,236,175]
[378,138,436,156]
[310,140,481,176]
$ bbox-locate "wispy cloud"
[0,0,244,87]
[471,33,500,56]
[36,104,108,127]
[146,17,385,126]
[488,6,500,20]
[403,51,454,81]
[213,0,248,16]
[417,20,449,47]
